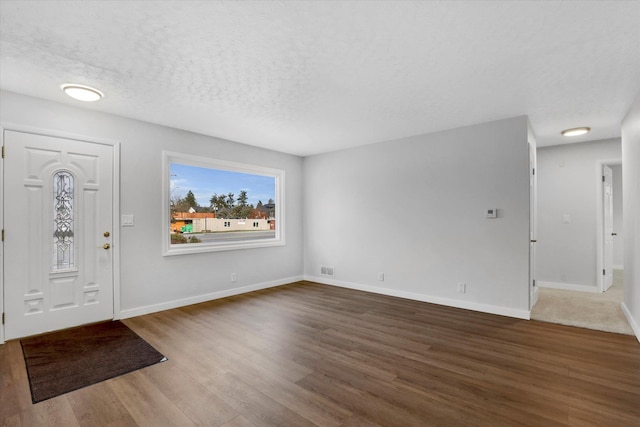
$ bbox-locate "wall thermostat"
[485,208,497,218]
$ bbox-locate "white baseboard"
[536,280,600,293]
[304,275,530,320]
[117,275,303,320]
[613,265,624,270]
[621,303,640,343]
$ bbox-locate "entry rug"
[20,320,167,403]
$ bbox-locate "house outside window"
[163,151,285,255]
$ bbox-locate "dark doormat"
[20,320,167,403]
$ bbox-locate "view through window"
[163,152,284,255]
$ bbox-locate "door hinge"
[1,313,4,325]
[1,229,3,242]
[1,146,4,158]
[533,279,536,287]
[602,175,605,182]
[603,269,606,275]
[532,168,535,175]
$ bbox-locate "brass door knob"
[104,231,110,237]
[103,243,111,250]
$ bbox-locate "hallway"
[532,270,633,335]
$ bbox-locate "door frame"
[595,158,621,293]
[529,141,538,310]
[0,123,121,344]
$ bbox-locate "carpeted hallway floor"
[531,269,634,335]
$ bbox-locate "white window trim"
[162,151,285,256]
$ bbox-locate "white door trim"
[528,141,538,310]
[595,158,621,293]
[0,123,121,344]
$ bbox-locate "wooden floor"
[2,281,639,426]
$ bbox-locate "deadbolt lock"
[104,231,110,237]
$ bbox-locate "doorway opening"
[531,159,630,334]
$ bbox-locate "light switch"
[121,214,135,226]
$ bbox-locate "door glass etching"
[52,170,75,271]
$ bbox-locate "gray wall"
[536,139,622,289]
[611,165,624,267]
[0,90,304,316]
[303,116,531,318]
[622,92,640,340]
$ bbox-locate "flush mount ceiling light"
[61,84,103,102]
[561,127,590,137]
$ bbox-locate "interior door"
[603,165,614,291]
[3,130,114,339]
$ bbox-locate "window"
[52,170,75,271]
[163,151,285,255]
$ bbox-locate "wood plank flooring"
[2,281,639,426]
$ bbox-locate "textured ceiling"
[1,1,639,156]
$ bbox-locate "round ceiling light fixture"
[561,127,590,137]
[61,84,103,102]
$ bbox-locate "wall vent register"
[320,266,335,276]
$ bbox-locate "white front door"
[3,130,114,339]
[603,165,614,291]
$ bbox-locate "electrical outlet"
[231,273,237,282]
[378,272,384,281]
[458,283,466,294]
